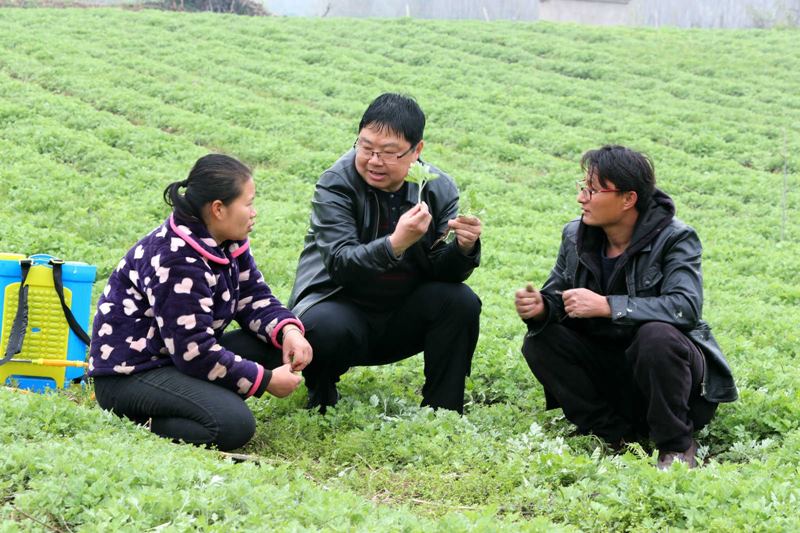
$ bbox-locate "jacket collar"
[168,213,250,265]
[575,189,675,289]
[624,188,675,256]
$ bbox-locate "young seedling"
[432,187,486,247]
[405,163,486,247]
[404,161,441,204]
[459,188,486,219]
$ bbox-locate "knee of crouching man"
[635,321,682,347]
[450,283,482,321]
[631,321,688,366]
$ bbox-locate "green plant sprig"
[404,161,441,204]
[406,164,486,247]
[433,188,486,247]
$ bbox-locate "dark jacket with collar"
[527,189,737,404]
[88,214,303,398]
[288,150,480,316]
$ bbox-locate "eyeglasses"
[353,140,417,165]
[575,180,622,200]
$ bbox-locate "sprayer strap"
[49,259,92,346]
[1,260,31,365]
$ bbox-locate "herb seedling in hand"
[405,161,441,204]
[433,188,486,247]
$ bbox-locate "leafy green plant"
[432,188,487,247]
[404,161,441,204]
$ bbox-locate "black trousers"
[522,321,717,452]
[301,282,481,413]
[93,329,282,452]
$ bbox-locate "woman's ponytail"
[163,155,251,222]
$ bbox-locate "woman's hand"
[281,326,313,371]
[266,364,303,398]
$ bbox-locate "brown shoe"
[657,439,698,470]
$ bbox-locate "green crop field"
[1,7,799,531]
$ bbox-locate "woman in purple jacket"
[89,154,312,451]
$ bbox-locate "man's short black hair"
[358,93,426,147]
[581,145,656,212]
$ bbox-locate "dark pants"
[522,321,717,452]
[301,282,481,413]
[93,329,282,451]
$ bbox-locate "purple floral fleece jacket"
[88,213,304,398]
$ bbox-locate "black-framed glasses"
[575,180,623,200]
[353,139,417,165]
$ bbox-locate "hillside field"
[1,8,799,531]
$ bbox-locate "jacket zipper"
[368,190,380,241]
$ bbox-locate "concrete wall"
[265,0,799,27]
[539,0,635,25]
[266,0,318,16]
[539,0,800,28]
[267,0,538,20]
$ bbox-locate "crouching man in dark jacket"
[515,145,737,469]
[288,93,482,413]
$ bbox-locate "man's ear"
[622,191,638,211]
[414,139,424,159]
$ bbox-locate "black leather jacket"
[288,150,480,317]
[527,189,737,403]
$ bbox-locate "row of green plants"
[1,8,799,530]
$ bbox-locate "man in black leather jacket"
[515,145,737,469]
[288,93,482,413]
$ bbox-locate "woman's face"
[208,178,257,243]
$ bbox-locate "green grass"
[1,8,799,530]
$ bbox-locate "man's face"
[354,125,423,192]
[577,171,630,227]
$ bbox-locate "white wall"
[265,0,799,27]
[538,0,800,28]
[539,0,632,25]
[267,0,539,20]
